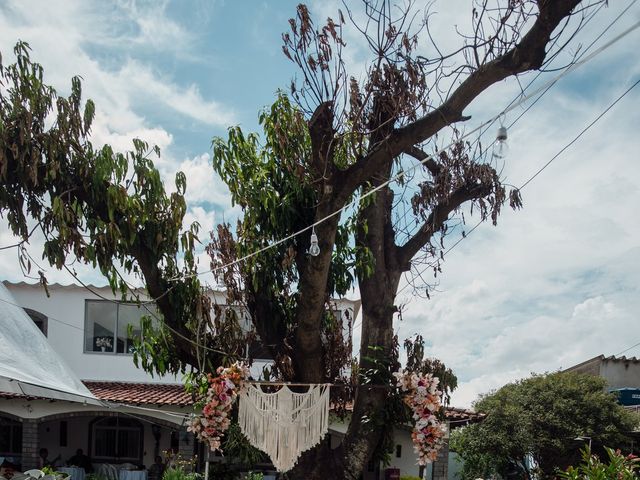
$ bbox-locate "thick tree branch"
[337,0,581,201]
[396,183,490,268]
[404,146,441,177]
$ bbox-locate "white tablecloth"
[118,470,147,480]
[58,467,86,480]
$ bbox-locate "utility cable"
[169,17,640,282]
[396,76,640,297]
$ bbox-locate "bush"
[558,447,639,480]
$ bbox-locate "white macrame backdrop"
[238,383,330,472]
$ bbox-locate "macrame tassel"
[238,383,330,472]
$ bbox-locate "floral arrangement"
[96,336,113,349]
[187,362,250,451]
[393,368,446,465]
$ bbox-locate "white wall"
[386,428,422,478]
[5,282,361,383]
[6,282,178,383]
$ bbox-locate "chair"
[24,471,44,479]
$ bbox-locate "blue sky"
[1,0,640,407]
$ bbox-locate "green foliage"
[404,334,457,407]
[449,372,638,479]
[211,93,360,298]
[222,422,267,468]
[399,476,422,480]
[162,468,201,480]
[559,447,640,480]
[0,41,234,375]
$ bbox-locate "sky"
[1,0,639,408]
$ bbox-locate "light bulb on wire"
[492,125,509,160]
[308,227,320,256]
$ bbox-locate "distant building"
[563,354,640,408]
[563,355,640,390]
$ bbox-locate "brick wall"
[432,439,449,480]
[21,419,39,470]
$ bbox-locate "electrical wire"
[4,5,638,365]
[53,21,640,359]
[396,76,640,297]
[167,17,640,282]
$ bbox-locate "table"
[118,470,147,480]
[58,467,86,480]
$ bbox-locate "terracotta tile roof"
[0,381,193,406]
[83,381,193,406]
[445,406,485,423]
[0,381,482,421]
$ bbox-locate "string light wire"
[169,17,640,282]
[395,76,640,298]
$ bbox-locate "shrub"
[558,447,639,480]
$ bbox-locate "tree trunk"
[293,202,342,382]
[341,178,402,479]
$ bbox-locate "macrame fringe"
[238,383,330,472]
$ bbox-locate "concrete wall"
[5,283,178,383]
[600,359,640,390]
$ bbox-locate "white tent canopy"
[0,282,101,405]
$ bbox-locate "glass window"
[0,417,22,455]
[25,308,48,337]
[117,304,143,354]
[92,417,142,462]
[85,301,149,354]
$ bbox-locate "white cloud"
[0,0,235,138]
[1,0,639,411]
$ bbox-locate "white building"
[0,281,359,473]
[0,280,477,479]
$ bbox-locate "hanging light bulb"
[492,125,509,160]
[308,226,320,256]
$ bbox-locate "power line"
[36,12,640,351]
[396,75,640,297]
[615,341,640,357]
[168,17,640,282]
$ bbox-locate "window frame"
[89,417,143,463]
[25,308,48,337]
[0,416,23,457]
[83,300,146,356]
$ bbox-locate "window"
[91,417,143,462]
[0,417,22,456]
[84,301,147,354]
[25,308,48,337]
[395,444,402,458]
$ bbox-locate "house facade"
[0,280,477,479]
[0,281,359,474]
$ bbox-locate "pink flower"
[190,362,249,454]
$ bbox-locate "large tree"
[0,1,600,478]
[449,372,639,479]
